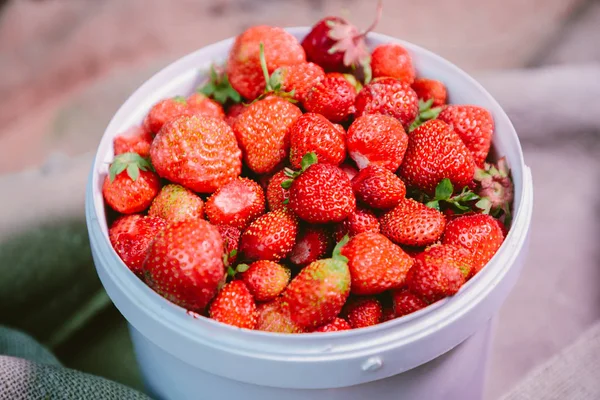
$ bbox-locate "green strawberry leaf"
[418,98,434,113]
[109,152,152,183]
[229,249,237,259]
[281,179,294,189]
[236,263,250,273]
[126,163,140,181]
[227,266,236,278]
[425,200,440,210]
[282,198,289,205]
[172,96,187,104]
[301,152,318,171]
[435,178,453,201]
[198,64,242,105]
[409,99,443,132]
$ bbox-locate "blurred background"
[0,0,599,399]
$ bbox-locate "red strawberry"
[342,232,413,295]
[289,161,356,224]
[209,280,257,329]
[438,105,494,166]
[346,113,408,171]
[256,300,305,333]
[143,219,225,311]
[225,103,246,127]
[339,162,359,181]
[392,288,428,317]
[239,260,290,302]
[379,198,446,247]
[406,244,473,302]
[343,296,383,329]
[288,225,333,267]
[205,177,265,230]
[303,73,357,123]
[227,26,305,101]
[109,214,167,276]
[150,115,242,193]
[280,239,351,328]
[411,78,447,107]
[355,78,419,128]
[442,214,505,276]
[351,165,406,209]
[313,317,352,332]
[289,113,346,170]
[113,126,153,158]
[371,43,415,83]
[333,207,380,242]
[276,62,325,102]
[186,92,225,120]
[143,96,191,134]
[398,119,476,194]
[217,224,241,265]
[239,209,298,261]
[232,96,302,174]
[266,169,290,211]
[102,153,160,214]
[148,184,204,223]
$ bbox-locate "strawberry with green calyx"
[281,152,318,189]
[239,260,291,302]
[199,64,242,105]
[255,43,298,102]
[473,157,514,225]
[424,178,481,214]
[409,98,444,132]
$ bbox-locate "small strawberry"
[473,157,514,225]
[288,155,356,224]
[225,103,246,127]
[303,73,357,123]
[209,280,257,329]
[150,115,242,193]
[351,165,406,209]
[217,224,241,265]
[281,238,351,328]
[198,64,242,105]
[227,26,305,101]
[102,152,160,214]
[406,244,473,302]
[346,113,408,171]
[238,260,291,302]
[186,92,225,120]
[266,169,290,211]
[354,78,419,128]
[205,177,265,230]
[333,207,380,242]
[148,184,204,223]
[239,209,299,261]
[274,62,325,102]
[339,162,359,181]
[232,96,302,174]
[442,214,505,277]
[113,125,153,158]
[371,43,415,83]
[379,198,446,247]
[143,96,191,135]
[341,232,413,295]
[398,119,476,195]
[288,225,333,267]
[256,300,305,333]
[438,105,494,166]
[143,219,225,311]
[411,78,447,107]
[313,317,352,332]
[392,288,428,317]
[342,296,383,329]
[109,214,167,276]
[289,113,346,170]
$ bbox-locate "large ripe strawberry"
[412,78,447,107]
[303,73,357,123]
[398,119,476,194]
[438,105,494,166]
[341,232,413,295]
[288,225,333,267]
[288,161,356,224]
[239,260,290,302]
[227,26,305,101]
[346,113,408,171]
[205,177,265,230]
[280,238,351,328]
[217,224,241,265]
[371,43,415,83]
[273,62,325,102]
[406,244,473,302]
[392,288,428,317]
[351,164,406,209]
[109,214,167,276]
[209,280,257,329]
[148,184,204,223]
[186,92,225,120]
[442,214,505,276]
[333,207,380,242]
[342,296,383,329]
[151,115,242,193]
[313,317,352,332]
[289,113,346,170]
[102,152,160,214]
[143,219,225,311]
[113,125,153,158]
[239,209,298,261]
[232,96,302,174]
[379,198,446,247]
[256,300,305,333]
[354,78,419,128]
[143,96,191,135]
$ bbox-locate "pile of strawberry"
[103,6,514,333]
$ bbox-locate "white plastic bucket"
[85,28,533,400]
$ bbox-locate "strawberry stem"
[259,43,272,92]
[356,0,383,40]
[332,235,350,263]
